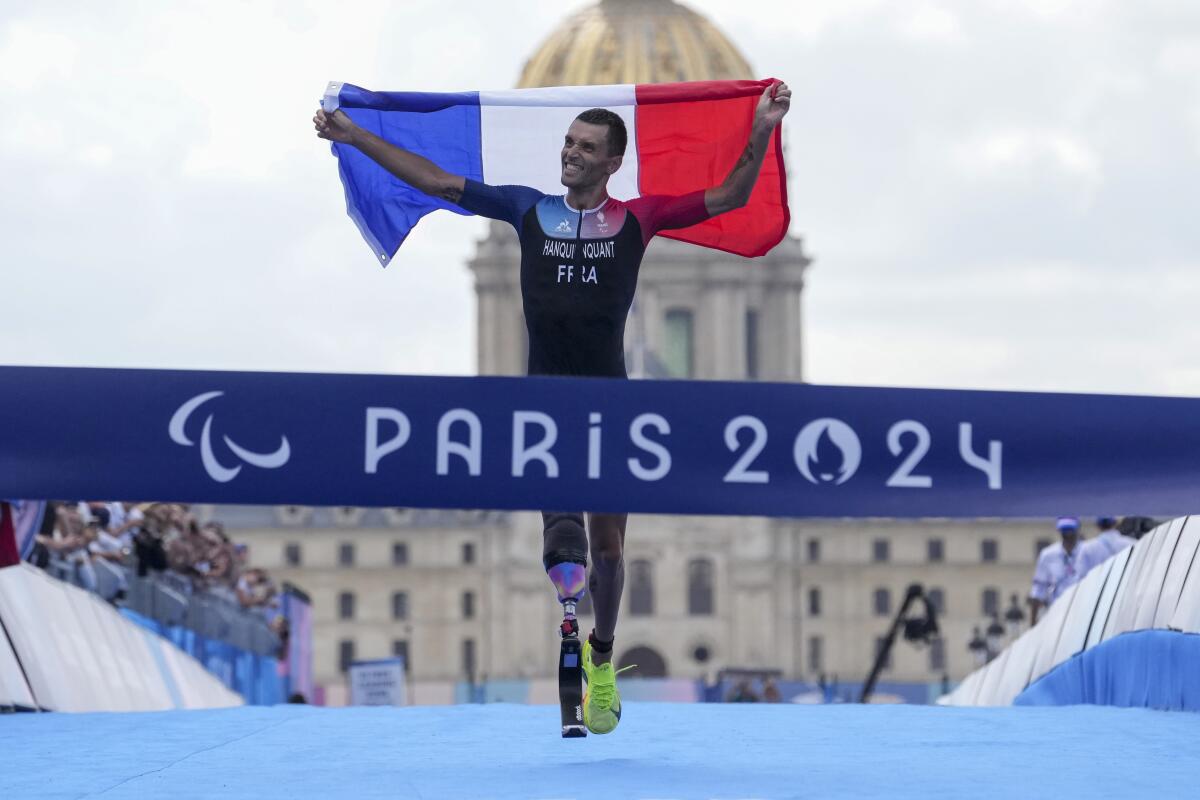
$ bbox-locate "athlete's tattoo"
[439,185,463,203]
[733,143,754,171]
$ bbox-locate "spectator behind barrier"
[34,503,99,592]
[1118,515,1158,539]
[236,567,280,620]
[1078,516,1136,576]
[727,679,760,703]
[134,503,170,577]
[1029,516,1085,625]
[85,506,130,601]
[28,500,282,621]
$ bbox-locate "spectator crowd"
[29,501,283,628]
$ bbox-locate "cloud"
[899,3,966,44]
[952,128,1103,209]
[0,20,76,91]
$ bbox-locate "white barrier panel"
[940,662,986,706]
[0,564,243,712]
[1028,579,1078,681]
[87,594,167,711]
[0,566,74,710]
[944,518,1199,707]
[0,617,36,709]
[1132,517,1186,630]
[1051,557,1115,667]
[1101,521,1166,641]
[986,621,1044,706]
[974,645,1012,707]
[1169,535,1200,633]
[1156,516,1200,628]
[1085,545,1132,650]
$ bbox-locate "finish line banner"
[1,366,1197,518]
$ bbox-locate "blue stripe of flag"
[330,84,484,265]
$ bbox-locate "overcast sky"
[3,0,1199,396]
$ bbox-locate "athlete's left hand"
[754,81,791,130]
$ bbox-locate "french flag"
[322,79,789,264]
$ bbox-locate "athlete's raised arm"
[314,108,466,204]
[704,81,791,217]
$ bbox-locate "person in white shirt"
[1029,516,1085,625]
[1078,516,1136,575]
[88,508,131,601]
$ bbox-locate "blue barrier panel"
[121,608,284,705]
[1015,629,1200,711]
[5,365,1200,516]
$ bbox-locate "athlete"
[314,81,790,733]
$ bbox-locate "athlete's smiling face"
[561,120,622,189]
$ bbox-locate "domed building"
[518,0,754,87]
[218,0,1048,706]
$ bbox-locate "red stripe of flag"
[635,79,790,258]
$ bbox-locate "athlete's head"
[561,108,626,189]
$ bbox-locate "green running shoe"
[581,638,635,735]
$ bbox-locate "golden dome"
[518,0,753,88]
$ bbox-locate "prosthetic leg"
[543,512,588,738]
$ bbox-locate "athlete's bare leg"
[586,512,627,666]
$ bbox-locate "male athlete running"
[314,81,790,734]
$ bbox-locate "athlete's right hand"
[314,108,358,145]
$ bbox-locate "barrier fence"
[940,516,1200,710]
[0,563,243,711]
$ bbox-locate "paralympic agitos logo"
[169,391,291,483]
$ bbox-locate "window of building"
[462,542,476,565]
[745,309,760,380]
[874,636,892,670]
[629,559,654,616]
[392,542,408,566]
[872,539,890,563]
[663,309,695,379]
[1035,538,1052,560]
[807,539,821,563]
[982,587,1000,617]
[462,591,475,620]
[687,558,715,615]
[808,587,822,617]
[392,640,410,672]
[338,591,355,620]
[808,635,823,673]
[873,587,891,616]
[927,538,944,563]
[929,637,946,672]
[284,543,302,567]
[462,638,477,681]
[338,639,355,673]
[338,542,355,567]
[927,587,945,615]
[981,539,999,563]
[391,591,408,620]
